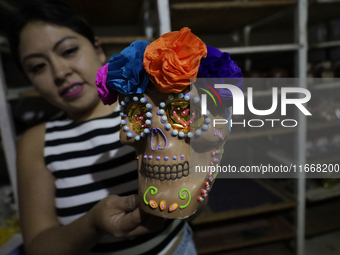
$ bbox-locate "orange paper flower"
[143,27,207,93]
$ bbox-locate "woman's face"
[19,21,106,117]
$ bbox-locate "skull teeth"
[143,161,189,181]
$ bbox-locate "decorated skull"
[96,27,242,219]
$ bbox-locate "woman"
[7,0,195,254]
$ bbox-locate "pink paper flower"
[95,63,117,105]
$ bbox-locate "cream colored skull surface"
[119,85,230,219]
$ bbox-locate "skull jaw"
[136,139,226,219]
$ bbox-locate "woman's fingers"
[114,207,143,233]
[91,194,165,238]
[117,195,139,212]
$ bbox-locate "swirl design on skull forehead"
[151,128,168,151]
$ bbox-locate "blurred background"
[0,0,340,254]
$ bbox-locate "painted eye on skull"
[166,101,204,133]
[128,104,149,134]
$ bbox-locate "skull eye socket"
[128,104,149,134]
[166,101,204,133]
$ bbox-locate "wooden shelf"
[220,40,340,54]
[306,199,340,236]
[230,121,340,141]
[193,216,294,254]
[316,0,340,3]
[308,154,340,165]
[170,0,297,35]
[309,1,340,26]
[310,40,340,49]
[267,149,340,166]
[62,0,144,27]
[219,44,301,55]
[229,128,294,141]
[306,182,340,203]
[169,0,340,36]
[99,36,152,45]
[305,229,340,255]
[265,178,340,204]
[7,80,340,100]
[308,121,340,131]
[309,81,340,91]
[192,200,297,226]
[171,1,297,10]
[223,242,294,255]
[243,81,340,98]
[190,179,296,226]
[6,87,40,100]
[242,0,340,31]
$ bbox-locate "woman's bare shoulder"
[17,122,46,155]
[16,122,61,246]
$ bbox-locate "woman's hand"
[88,194,165,238]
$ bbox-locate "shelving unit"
[190,179,297,226]
[310,40,340,49]
[171,1,298,10]
[194,216,294,254]
[219,44,302,54]
[305,199,340,236]
[169,0,298,35]
[98,36,152,44]
[305,182,340,202]
[230,121,340,141]
[223,242,294,255]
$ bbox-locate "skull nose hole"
[151,128,168,150]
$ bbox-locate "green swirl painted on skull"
[179,188,191,209]
[143,186,158,205]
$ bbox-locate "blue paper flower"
[198,46,243,103]
[106,40,150,95]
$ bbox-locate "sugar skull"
[96,27,242,219]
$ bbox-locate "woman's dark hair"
[6,0,95,67]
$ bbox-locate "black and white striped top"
[44,109,185,254]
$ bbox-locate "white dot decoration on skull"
[119,86,230,219]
